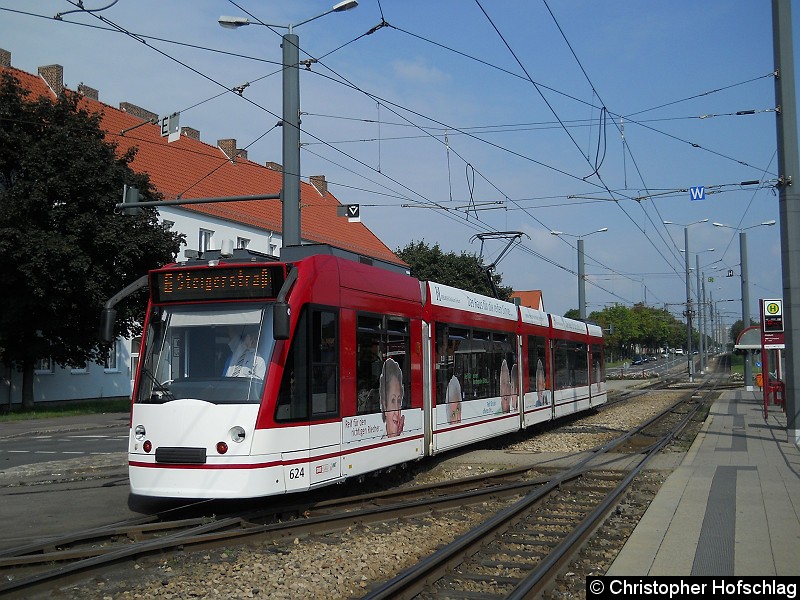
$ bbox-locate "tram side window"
[435,324,516,404]
[436,325,468,401]
[276,306,339,422]
[355,314,410,415]
[553,340,571,390]
[435,325,456,405]
[311,310,338,416]
[573,343,588,387]
[591,344,605,383]
[470,329,491,399]
[492,332,516,410]
[553,339,589,389]
[526,335,549,404]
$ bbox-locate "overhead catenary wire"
[474,0,683,288]
[9,3,775,310]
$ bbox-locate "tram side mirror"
[274,302,291,340]
[100,308,117,344]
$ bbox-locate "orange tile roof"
[510,290,545,312]
[2,64,404,266]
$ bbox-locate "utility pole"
[578,238,586,320]
[685,227,694,382]
[697,254,703,375]
[741,231,753,390]
[282,30,301,248]
[773,0,799,444]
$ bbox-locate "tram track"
[0,376,721,599]
[362,377,721,599]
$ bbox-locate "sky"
[1,1,797,329]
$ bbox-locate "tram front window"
[137,304,274,404]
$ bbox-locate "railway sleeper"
[452,573,523,588]
[434,578,516,597]
[427,588,508,599]
[479,557,543,569]
[484,547,554,561]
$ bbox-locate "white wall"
[159,207,283,258]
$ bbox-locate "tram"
[102,244,606,500]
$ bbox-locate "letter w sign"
[689,186,705,201]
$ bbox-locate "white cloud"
[391,57,450,85]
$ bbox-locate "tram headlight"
[134,425,146,441]
[229,426,246,443]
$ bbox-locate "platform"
[608,388,800,576]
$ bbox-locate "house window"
[104,340,119,371]
[35,357,54,374]
[237,237,250,249]
[199,229,214,253]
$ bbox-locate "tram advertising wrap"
[106,246,606,501]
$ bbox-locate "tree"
[587,303,688,359]
[729,318,756,345]
[396,241,513,300]
[0,73,183,408]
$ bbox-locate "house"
[0,49,405,406]
[510,290,545,312]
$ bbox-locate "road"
[0,426,128,469]
[606,355,696,379]
[0,413,130,470]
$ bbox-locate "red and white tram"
[113,245,605,500]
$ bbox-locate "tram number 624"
[289,467,305,480]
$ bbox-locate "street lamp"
[681,248,715,375]
[219,1,359,249]
[664,218,708,382]
[550,227,608,320]
[713,219,777,389]
[695,250,714,373]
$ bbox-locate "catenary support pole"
[741,231,754,390]
[282,32,301,248]
[685,227,694,382]
[773,0,799,444]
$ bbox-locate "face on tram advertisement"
[379,358,405,438]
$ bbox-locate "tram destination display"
[151,265,284,303]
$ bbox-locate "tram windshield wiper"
[139,367,176,403]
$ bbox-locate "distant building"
[510,290,545,312]
[0,50,404,406]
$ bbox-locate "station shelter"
[735,298,787,419]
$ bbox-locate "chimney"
[217,138,237,160]
[310,175,328,196]
[236,148,248,161]
[265,162,283,172]
[38,64,64,96]
[0,49,10,68]
[181,126,200,141]
[119,102,158,122]
[77,83,99,100]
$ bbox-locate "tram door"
[277,307,341,491]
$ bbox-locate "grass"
[0,398,131,422]
[729,353,744,375]
[728,353,763,377]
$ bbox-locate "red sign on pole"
[759,299,786,419]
